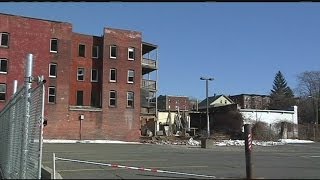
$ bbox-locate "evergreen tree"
[269,71,295,110]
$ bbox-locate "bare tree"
[296,71,320,97]
[296,71,320,124]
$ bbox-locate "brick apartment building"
[0,13,158,141]
[229,94,270,109]
[157,95,192,112]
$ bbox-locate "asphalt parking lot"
[42,142,320,179]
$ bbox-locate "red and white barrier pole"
[244,124,253,179]
[55,156,216,179]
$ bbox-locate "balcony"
[142,79,156,91]
[142,58,157,74]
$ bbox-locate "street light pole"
[200,77,214,138]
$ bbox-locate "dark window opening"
[0,33,9,47]
[110,45,117,58]
[77,91,84,106]
[50,39,58,52]
[0,59,8,73]
[79,44,86,57]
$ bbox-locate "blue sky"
[0,3,319,100]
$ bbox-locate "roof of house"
[198,95,234,108]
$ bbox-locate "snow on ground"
[43,138,314,147]
[279,139,314,144]
[215,139,314,147]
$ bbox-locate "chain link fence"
[0,54,45,179]
[0,83,45,179]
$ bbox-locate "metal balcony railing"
[142,58,157,69]
[142,79,157,91]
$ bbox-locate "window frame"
[128,47,135,60]
[78,44,86,57]
[109,90,117,107]
[77,68,85,81]
[92,45,99,59]
[109,68,117,82]
[0,58,8,74]
[49,63,57,78]
[127,70,134,83]
[91,69,98,82]
[0,83,6,101]
[0,32,9,48]
[50,38,58,53]
[48,86,56,103]
[110,45,117,59]
[127,91,134,108]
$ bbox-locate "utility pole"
[200,77,214,138]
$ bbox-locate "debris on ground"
[140,136,315,147]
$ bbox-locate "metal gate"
[0,54,45,179]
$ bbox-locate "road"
[42,142,320,179]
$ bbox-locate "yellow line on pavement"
[58,165,209,172]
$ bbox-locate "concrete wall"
[240,106,298,125]
[240,106,298,138]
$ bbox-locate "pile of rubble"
[140,136,201,146]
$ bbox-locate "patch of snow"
[279,139,314,144]
[187,137,201,146]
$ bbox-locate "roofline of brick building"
[0,12,71,25]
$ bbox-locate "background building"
[229,94,270,109]
[157,95,191,112]
[0,13,158,141]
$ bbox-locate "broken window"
[50,38,58,53]
[79,44,86,57]
[0,33,9,47]
[0,84,6,101]
[0,58,8,74]
[48,86,56,103]
[77,68,84,81]
[127,91,134,108]
[128,47,135,60]
[127,70,134,83]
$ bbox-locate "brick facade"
[229,94,270,110]
[0,13,156,141]
[157,95,191,111]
